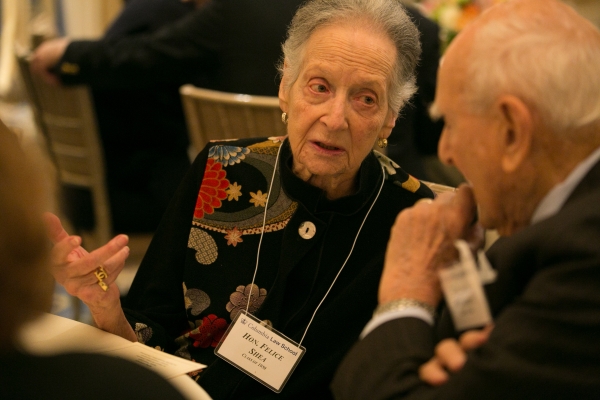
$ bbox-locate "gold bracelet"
[373,298,436,319]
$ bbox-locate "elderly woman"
[47,0,434,398]
[0,123,185,399]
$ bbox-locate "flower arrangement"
[417,0,506,53]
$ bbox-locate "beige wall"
[61,0,123,39]
[563,0,600,28]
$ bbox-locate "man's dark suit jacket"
[332,159,600,399]
[55,0,304,232]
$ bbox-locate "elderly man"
[332,0,600,398]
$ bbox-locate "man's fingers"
[419,325,494,387]
[454,184,476,210]
[419,357,449,386]
[459,324,494,351]
[450,184,478,231]
[435,338,467,373]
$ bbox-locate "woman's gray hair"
[463,1,600,137]
[278,0,421,114]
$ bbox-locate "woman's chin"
[302,158,345,178]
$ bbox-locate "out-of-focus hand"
[29,37,71,85]
[379,184,482,306]
[45,213,137,341]
[44,212,129,312]
[419,324,494,386]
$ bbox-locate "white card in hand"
[439,240,493,331]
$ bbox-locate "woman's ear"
[381,110,397,139]
[279,62,289,113]
[496,95,533,173]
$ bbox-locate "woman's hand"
[45,213,137,341]
[419,325,494,386]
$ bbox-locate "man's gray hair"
[278,0,421,114]
[464,3,600,137]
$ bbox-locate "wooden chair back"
[17,54,112,249]
[180,85,286,156]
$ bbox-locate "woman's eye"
[358,95,376,105]
[310,84,328,93]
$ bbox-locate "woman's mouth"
[316,142,340,151]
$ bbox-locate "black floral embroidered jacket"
[123,137,433,399]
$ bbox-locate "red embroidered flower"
[188,314,228,348]
[195,159,230,219]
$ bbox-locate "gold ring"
[95,266,109,291]
[416,198,434,206]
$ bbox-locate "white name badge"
[214,311,306,393]
[439,240,493,331]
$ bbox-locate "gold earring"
[377,137,388,148]
[281,112,288,124]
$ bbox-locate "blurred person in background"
[386,3,448,185]
[0,119,186,399]
[32,0,206,234]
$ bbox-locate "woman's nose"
[321,96,349,131]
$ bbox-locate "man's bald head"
[444,0,600,138]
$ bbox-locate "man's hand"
[379,184,482,307]
[419,325,494,386]
[30,37,71,85]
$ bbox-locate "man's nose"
[437,126,454,166]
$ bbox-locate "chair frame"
[17,53,112,249]
[180,84,286,156]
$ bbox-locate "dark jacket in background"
[387,7,444,181]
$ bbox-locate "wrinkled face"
[279,22,397,191]
[435,45,507,231]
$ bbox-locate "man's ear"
[279,62,289,113]
[496,95,533,173]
